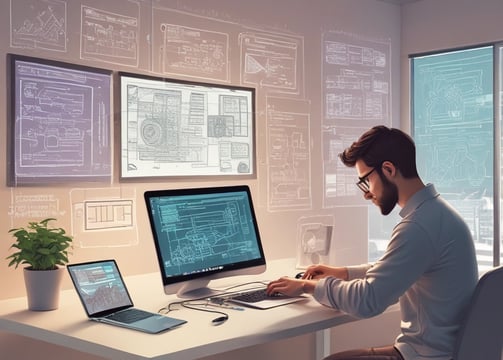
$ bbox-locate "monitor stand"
[176,279,222,299]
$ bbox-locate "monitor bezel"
[144,185,266,298]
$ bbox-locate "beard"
[377,173,398,215]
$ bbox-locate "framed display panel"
[7,54,113,186]
[119,72,256,179]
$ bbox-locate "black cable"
[158,299,229,325]
[157,280,271,324]
[181,301,229,322]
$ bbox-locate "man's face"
[355,160,398,215]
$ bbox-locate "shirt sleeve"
[313,220,436,318]
[347,264,372,279]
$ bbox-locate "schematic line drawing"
[9,55,112,185]
[120,73,255,178]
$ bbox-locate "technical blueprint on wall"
[120,74,254,178]
[10,55,112,185]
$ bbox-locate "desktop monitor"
[144,185,266,298]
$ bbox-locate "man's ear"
[381,161,396,177]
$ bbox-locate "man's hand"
[267,264,348,297]
[303,264,348,281]
[266,276,307,297]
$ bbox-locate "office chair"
[453,265,503,360]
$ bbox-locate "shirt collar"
[399,183,439,218]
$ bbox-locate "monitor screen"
[144,185,266,298]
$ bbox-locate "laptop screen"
[68,260,133,316]
[144,185,266,297]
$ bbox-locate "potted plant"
[6,218,73,311]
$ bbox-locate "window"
[409,45,502,271]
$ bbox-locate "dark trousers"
[323,345,404,360]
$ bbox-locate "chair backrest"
[453,265,503,360]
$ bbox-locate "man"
[267,126,478,360]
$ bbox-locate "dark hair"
[339,125,419,178]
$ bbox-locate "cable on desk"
[220,280,269,293]
[157,280,269,324]
[158,298,229,325]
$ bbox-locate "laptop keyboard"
[107,308,153,323]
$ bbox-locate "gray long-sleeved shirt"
[313,184,478,360]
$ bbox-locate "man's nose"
[363,191,373,200]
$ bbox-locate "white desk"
[0,259,359,360]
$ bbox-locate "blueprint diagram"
[8,189,65,229]
[240,31,303,94]
[266,97,312,211]
[120,75,254,177]
[322,125,369,207]
[323,32,390,123]
[70,187,138,248]
[151,193,261,275]
[413,46,493,195]
[80,3,139,67]
[152,6,229,82]
[321,31,391,206]
[10,0,67,52]
[11,56,112,185]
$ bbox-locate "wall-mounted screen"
[7,54,113,186]
[119,72,255,179]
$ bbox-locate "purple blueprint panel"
[11,55,112,184]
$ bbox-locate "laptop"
[67,260,187,334]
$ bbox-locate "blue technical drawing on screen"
[148,190,262,277]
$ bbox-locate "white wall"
[0,0,401,300]
[0,0,404,358]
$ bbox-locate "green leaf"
[6,218,73,270]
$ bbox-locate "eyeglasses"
[356,168,376,193]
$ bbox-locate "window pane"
[412,46,494,272]
[368,206,400,262]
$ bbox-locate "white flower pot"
[23,267,65,311]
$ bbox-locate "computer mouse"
[295,272,305,279]
[211,316,228,325]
